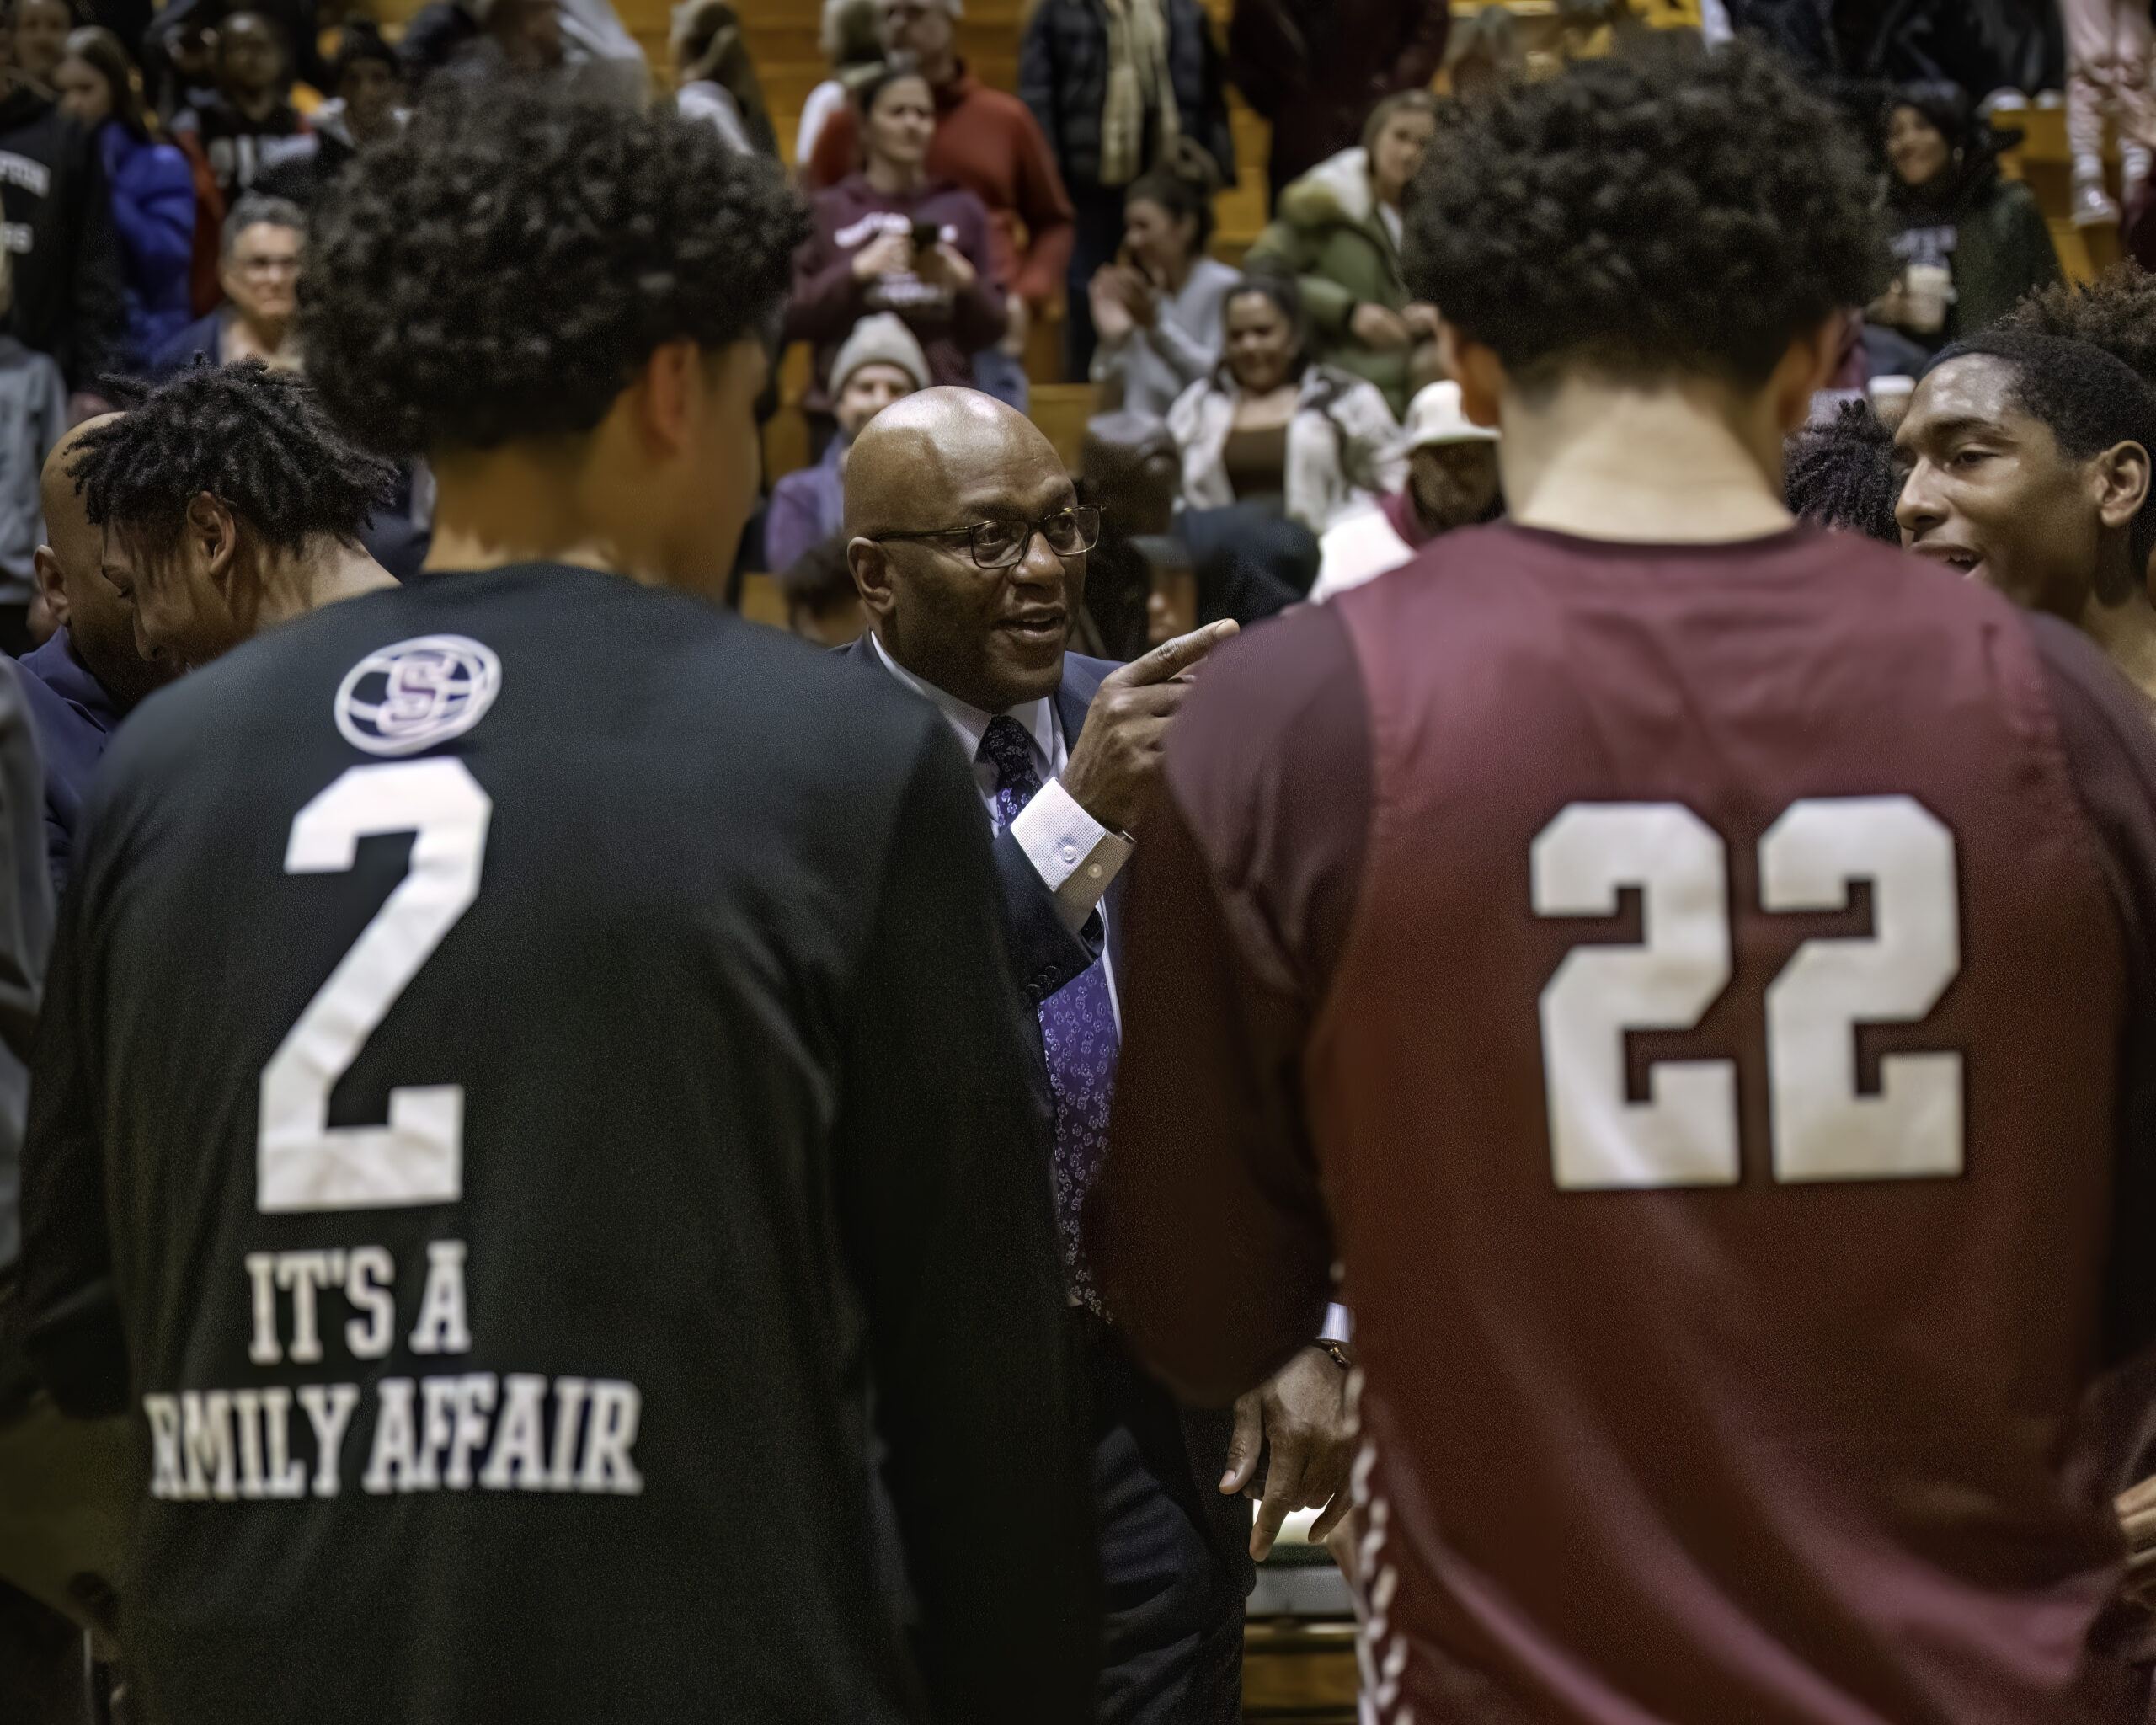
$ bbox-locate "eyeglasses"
[872,506,1101,569]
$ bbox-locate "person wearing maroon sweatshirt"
[805,0,1071,406]
[787,64,1006,406]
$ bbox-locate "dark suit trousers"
[1083,1322,1246,1724]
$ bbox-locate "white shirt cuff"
[1010,777,1133,932]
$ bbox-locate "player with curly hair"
[1100,35,2156,1724]
[2004,261,2156,382]
[18,76,1097,1725]
[61,360,400,673]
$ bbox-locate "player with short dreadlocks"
[64,360,398,673]
[19,75,1095,1725]
[1102,34,2156,1725]
[1784,399,1902,542]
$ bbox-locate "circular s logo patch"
[334,635,502,756]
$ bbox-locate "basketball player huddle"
[12,31,2156,1725]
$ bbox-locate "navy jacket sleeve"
[991,823,1102,1008]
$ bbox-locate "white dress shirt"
[870,634,1134,937]
[873,638,1351,1344]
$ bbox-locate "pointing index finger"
[1122,618,1240,687]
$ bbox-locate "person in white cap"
[766,312,932,577]
[1309,378,1498,601]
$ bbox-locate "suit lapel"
[1056,656,1104,750]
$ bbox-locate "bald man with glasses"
[843,386,1356,1724]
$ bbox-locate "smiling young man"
[1896,325,2156,698]
[16,80,1096,1725]
[1098,38,2156,1724]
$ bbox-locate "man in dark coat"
[842,385,1357,1724]
[1019,0,1235,378]
[1227,0,1448,207]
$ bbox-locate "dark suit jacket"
[841,634,1255,1594]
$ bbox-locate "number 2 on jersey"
[258,760,492,1214]
[1532,796,1961,1191]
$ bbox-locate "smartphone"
[910,219,941,254]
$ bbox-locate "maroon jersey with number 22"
[1099,521,2156,1723]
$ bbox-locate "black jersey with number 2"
[18,563,1097,1724]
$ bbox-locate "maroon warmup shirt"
[1097,522,2156,1723]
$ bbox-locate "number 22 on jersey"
[1532,796,1961,1192]
[258,759,492,1213]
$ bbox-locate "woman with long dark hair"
[670,0,777,158]
[1087,152,1241,419]
[53,25,193,366]
[1166,268,1405,534]
[1869,83,2060,371]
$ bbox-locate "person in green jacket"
[1244,89,1438,419]
[1870,83,2063,372]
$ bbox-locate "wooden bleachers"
[1997,104,2121,284]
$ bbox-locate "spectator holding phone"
[1089,154,1240,419]
[786,63,1006,408]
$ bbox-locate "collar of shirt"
[869,631,1065,806]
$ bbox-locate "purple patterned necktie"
[979,714,1117,1318]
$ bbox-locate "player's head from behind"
[301,77,806,591]
[66,361,399,673]
[1404,37,1885,460]
[1894,328,2156,622]
[1784,403,1902,545]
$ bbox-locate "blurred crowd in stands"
[0,0,2124,671]
[732,0,2153,667]
[0,0,2114,676]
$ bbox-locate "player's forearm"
[1093,785,1334,1405]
